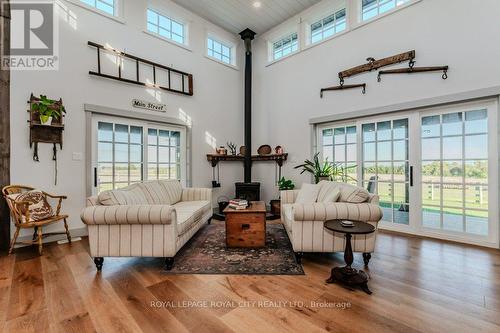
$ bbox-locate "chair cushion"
[295,183,321,203]
[98,184,148,206]
[174,201,211,235]
[317,181,341,203]
[8,190,54,222]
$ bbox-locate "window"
[362,0,410,21]
[321,125,357,185]
[80,0,115,16]
[207,37,233,65]
[311,9,346,44]
[421,110,489,236]
[147,9,185,44]
[272,33,299,61]
[94,118,185,193]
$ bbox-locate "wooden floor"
[1,224,499,333]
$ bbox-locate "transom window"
[321,125,357,184]
[362,0,410,21]
[147,9,185,45]
[311,9,347,44]
[94,118,185,193]
[272,33,299,61]
[207,37,233,65]
[80,0,115,16]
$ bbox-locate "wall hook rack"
[377,65,449,82]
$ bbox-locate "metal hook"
[377,72,382,82]
[362,85,366,94]
[442,70,448,80]
[339,77,345,87]
[409,59,415,69]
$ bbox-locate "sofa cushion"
[338,183,370,203]
[139,180,183,205]
[98,184,148,206]
[174,200,211,235]
[295,183,321,203]
[317,181,341,203]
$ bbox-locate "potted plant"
[270,176,296,217]
[31,95,66,125]
[295,152,356,183]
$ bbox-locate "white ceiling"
[170,0,322,35]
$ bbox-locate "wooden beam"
[339,50,415,79]
[0,0,10,251]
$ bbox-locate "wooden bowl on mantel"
[257,145,272,155]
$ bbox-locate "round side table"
[324,220,375,295]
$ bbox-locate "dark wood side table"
[324,220,375,295]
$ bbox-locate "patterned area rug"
[167,221,304,275]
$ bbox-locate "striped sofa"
[80,180,212,271]
[281,181,383,265]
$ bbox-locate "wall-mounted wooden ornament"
[28,94,65,185]
[88,41,194,96]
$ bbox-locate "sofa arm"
[292,202,383,223]
[281,190,300,204]
[181,188,212,202]
[80,205,176,225]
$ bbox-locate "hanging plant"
[31,95,66,125]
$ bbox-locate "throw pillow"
[9,190,54,222]
[338,183,370,203]
[295,183,321,203]
[317,181,341,202]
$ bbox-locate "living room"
[1,0,499,332]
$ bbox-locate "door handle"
[409,166,414,187]
[94,167,98,187]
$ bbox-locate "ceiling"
[170,0,322,35]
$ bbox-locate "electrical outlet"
[72,152,83,161]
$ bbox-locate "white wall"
[252,0,500,202]
[10,0,245,237]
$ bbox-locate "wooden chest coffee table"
[224,201,266,248]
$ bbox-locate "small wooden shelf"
[207,153,288,167]
[30,123,65,129]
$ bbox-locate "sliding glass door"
[91,115,187,195]
[317,99,498,247]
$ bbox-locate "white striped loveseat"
[281,181,383,265]
[80,180,212,271]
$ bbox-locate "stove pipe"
[239,28,256,183]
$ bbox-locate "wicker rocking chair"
[2,185,71,255]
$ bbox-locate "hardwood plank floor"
[0,223,499,333]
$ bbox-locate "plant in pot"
[294,152,356,184]
[270,176,296,217]
[32,95,66,125]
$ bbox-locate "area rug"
[167,221,304,275]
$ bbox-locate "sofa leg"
[164,257,174,270]
[94,257,104,271]
[363,253,371,266]
[295,252,304,264]
[207,218,212,225]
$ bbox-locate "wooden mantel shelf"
[207,153,288,167]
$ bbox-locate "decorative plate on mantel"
[257,145,272,155]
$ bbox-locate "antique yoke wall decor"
[28,94,66,185]
[320,50,449,97]
[88,41,194,96]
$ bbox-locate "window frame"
[270,32,299,62]
[146,8,188,47]
[309,8,347,45]
[205,33,237,68]
[358,0,417,23]
[70,0,124,23]
[91,115,187,194]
